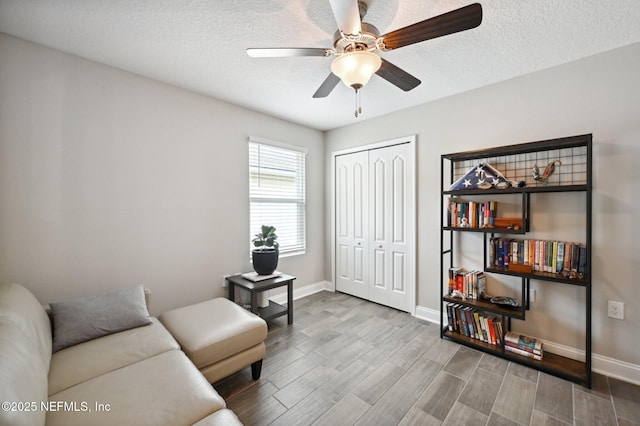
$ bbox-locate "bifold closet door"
[335,150,369,300]
[335,142,413,312]
[368,143,413,312]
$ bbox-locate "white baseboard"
[269,280,333,305]
[415,304,640,386]
[543,340,640,386]
[415,305,441,325]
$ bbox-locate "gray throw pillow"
[50,285,152,352]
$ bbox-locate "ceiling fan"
[247,1,482,117]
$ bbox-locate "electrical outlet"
[222,275,230,288]
[607,300,624,320]
[530,289,536,303]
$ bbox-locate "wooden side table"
[226,274,295,324]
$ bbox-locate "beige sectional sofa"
[0,283,242,426]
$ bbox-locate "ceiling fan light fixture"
[331,50,382,89]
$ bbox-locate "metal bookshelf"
[440,134,592,388]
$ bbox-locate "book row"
[488,238,587,278]
[447,200,498,228]
[446,303,503,346]
[447,268,486,300]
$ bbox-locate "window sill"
[279,250,305,259]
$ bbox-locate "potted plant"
[252,225,279,275]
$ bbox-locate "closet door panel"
[369,144,413,310]
[392,155,406,244]
[372,158,386,243]
[373,248,386,290]
[392,251,406,292]
[335,151,369,299]
[369,150,391,306]
[354,245,365,283]
[387,145,413,311]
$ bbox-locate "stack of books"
[240,271,282,282]
[504,331,543,360]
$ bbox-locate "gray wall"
[0,34,325,315]
[325,42,640,366]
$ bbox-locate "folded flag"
[449,163,510,190]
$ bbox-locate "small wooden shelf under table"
[226,274,295,324]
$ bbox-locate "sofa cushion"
[48,317,179,395]
[159,297,267,369]
[0,283,52,370]
[199,342,265,384]
[50,285,152,352]
[46,350,226,426]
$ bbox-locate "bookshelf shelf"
[440,134,592,388]
[443,226,527,235]
[442,329,589,384]
[442,328,500,352]
[484,266,590,287]
[443,184,588,196]
[443,295,525,320]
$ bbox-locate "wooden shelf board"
[443,328,500,352]
[443,226,526,235]
[443,184,588,196]
[507,350,589,384]
[443,295,525,319]
[258,300,287,321]
[442,330,589,386]
[485,266,589,286]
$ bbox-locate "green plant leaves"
[252,225,279,251]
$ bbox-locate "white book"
[241,271,283,282]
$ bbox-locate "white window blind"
[249,138,306,256]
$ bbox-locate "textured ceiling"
[1,0,640,130]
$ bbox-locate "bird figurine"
[532,160,561,185]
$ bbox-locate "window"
[249,137,306,256]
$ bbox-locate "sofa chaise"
[0,282,252,426]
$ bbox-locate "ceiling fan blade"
[329,0,362,37]
[313,73,341,98]
[376,59,421,92]
[247,48,332,58]
[379,3,482,51]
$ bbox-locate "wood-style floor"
[215,291,640,426]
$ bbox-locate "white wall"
[325,42,640,367]
[2,29,639,371]
[0,34,325,315]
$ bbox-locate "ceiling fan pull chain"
[354,87,362,118]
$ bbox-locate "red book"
[455,271,465,293]
[487,317,497,345]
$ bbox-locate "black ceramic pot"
[252,249,279,275]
